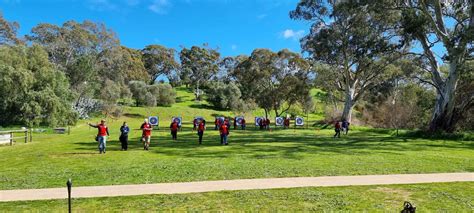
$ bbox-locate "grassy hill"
[0,87,472,211]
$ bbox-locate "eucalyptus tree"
[233,49,313,118]
[392,0,473,132]
[0,45,77,126]
[141,44,179,84]
[291,0,403,122]
[0,13,21,45]
[179,45,220,100]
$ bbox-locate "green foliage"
[234,49,313,117]
[128,81,148,106]
[142,45,179,84]
[99,79,121,103]
[0,12,21,45]
[128,81,176,107]
[154,84,176,106]
[291,0,403,122]
[0,45,77,127]
[179,45,220,100]
[360,82,436,129]
[205,81,247,111]
[119,46,149,83]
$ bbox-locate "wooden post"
[29,128,32,142]
[25,130,27,143]
[10,132,13,146]
[68,126,70,135]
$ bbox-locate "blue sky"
[1,0,311,57]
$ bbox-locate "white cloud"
[148,0,171,14]
[88,0,118,11]
[282,29,305,40]
[257,14,267,19]
[231,44,237,50]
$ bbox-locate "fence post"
[10,132,13,146]
[25,130,27,143]
[29,128,32,142]
[67,179,72,213]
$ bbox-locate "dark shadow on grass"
[72,129,473,160]
[189,104,228,112]
[123,113,144,118]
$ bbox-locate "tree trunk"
[429,63,459,132]
[341,87,355,122]
[195,81,200,101]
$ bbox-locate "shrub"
[128,81,176,107]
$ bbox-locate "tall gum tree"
[290,0,402,122]
[233,49,313,119]
[393,0,473,132]
[179,45,220,100]
[141,45,179,84]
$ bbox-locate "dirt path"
[1,173,473,202]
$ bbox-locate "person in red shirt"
[140,119,152,150]
[170,120,179,140]
[197,119,206,144]
[334,120,341,138]
[88,119,110,154]
[284,118,290,129]
[219,122,229,145]
[241,118,246,130]
[214,118,219,130]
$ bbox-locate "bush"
[128,81,176,107]
[0,45,78,127]
[155,84,176,106]
[205,81,243,110]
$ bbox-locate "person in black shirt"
[119,122,130,151]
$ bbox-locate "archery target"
[194,116,204,124]
[255,117,264,126]
[148,116,159,126]
[216,117,225,125]
[235,116,244,126]
[275,117,284,126]
[295,117,304,126]
[172,117,182,126]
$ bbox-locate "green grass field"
[0,88,472,211]
[1,182,473,211]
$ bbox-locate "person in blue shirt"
[119,122,130,151]
[341,120,350,135]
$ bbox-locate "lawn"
[1,118,472,190]
[0,88,472,210]
[1,182,473,211]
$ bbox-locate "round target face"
[255,117,263,126]
[172,117,182,126]
[275,117,284,126]
[295,117,304,126]
[194,117,204,124]
[149,116,159,126]
[217,117,225,124]
[235,117,243,125]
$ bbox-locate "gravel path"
[1,173,473,202]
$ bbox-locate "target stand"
[275,117,284,128]
[254,117,264,129]
[294,116,305,129]
[148,116,159,129]
[171,116,182,131]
